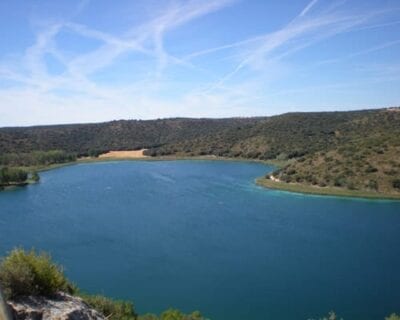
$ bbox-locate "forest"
[1,108,399,195]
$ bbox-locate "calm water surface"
[0,161,399,320]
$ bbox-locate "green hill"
[1,108,399,197]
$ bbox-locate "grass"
[256,177,400,200]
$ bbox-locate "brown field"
[98,150,148,159]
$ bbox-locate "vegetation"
[0,249,74,299]
[309,312,400,320]
[0,167,29,187]
[1,108,400,197]
[0,150,76,167]
[256,177,400,200]
[30,171,40,182]
[0,249,205,320]
[309,311,342,320]
[82,294,138,320]
[138,309,205,320]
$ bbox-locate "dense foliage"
[0,249,74,299]
[0,118,258,156]
[0,167,28,186]
[1,108,399,195]
[270,109,400,194]
[0,150,76,167]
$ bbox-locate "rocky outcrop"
[6,293,105,320]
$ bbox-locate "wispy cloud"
[0,0,399,126]
[201,1,395,92]
[299,0,319,17]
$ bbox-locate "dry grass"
[98,150,148,159]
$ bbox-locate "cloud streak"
[0,0,399,126]
[299,0,319,17]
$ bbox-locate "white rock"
[7,292,105,320]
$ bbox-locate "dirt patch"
[98,150,148,159]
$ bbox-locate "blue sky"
[0,0,399,126]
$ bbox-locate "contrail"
[300,0,319,17]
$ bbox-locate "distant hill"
[1,108,399,196]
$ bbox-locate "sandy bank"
[98,150,148,159]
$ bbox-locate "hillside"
[0,118,261,155]
[1,108,399,197]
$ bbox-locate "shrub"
[365,165,378,173]
[347,182,357,190]
[0,249,74,299]
[31,171,40,182]
[367,180,378,191]
[393,179,400,190]
[334,177,346,187]
[138,309,205,320]
[386,314,400,320]
[308,311,342,320]
[82,294,137,320]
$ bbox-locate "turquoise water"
[0,160,399,319]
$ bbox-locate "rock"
[7,292,105,320]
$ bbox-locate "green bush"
[308,311,342,320]
[31,171,40,182]
[386,314,400,320]
[309,312,400,320]
[138,309,205,320]
[0,249,74,299]
[81,294,137,320]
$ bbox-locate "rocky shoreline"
[6,293,105,320]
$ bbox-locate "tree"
[31,171,40,182]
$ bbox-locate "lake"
[0,160,399,320]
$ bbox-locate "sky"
[0,0,400,126]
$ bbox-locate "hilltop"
[1,108,399,198]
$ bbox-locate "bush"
[393,179,400,190]
[138,309,205,320]
[386,314,400,320]
[365,165,378,173]
[308,311,342,320]
[31,171,40,182]
[82,294,137,320]
[367,180,378,191]
[0,249,74,299]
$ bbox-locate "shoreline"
[3,156,400,201]
[255,177,400,201]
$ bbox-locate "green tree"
[31,171,40,182]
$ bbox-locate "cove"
[0,160,399,320]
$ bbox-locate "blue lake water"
[0,160,400,320]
